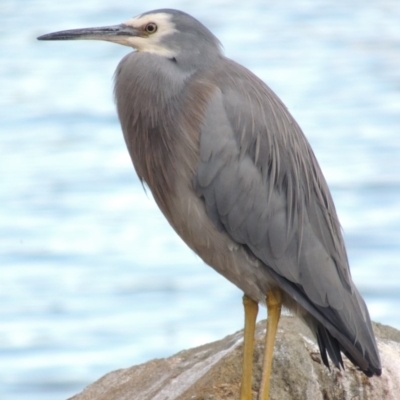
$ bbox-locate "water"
[1,1,399,399]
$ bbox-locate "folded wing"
[194,58,381,376]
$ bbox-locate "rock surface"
[69,316,400,400]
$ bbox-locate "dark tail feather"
[316,323,379,377]
[264,266,382,377]
[316,324,343,371]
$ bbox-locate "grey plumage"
[38,7,382,384]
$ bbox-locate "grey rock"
[69,316,400,400]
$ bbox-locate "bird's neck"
[114,52,216,218]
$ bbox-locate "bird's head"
[38,9,222,69]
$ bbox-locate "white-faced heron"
[38,9,382,399]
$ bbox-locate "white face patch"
[121,13,178,57]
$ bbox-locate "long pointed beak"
[37,24,140,42]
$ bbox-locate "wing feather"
[194,57,381,375]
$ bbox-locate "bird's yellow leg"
[240,294,259,400]
[258,288,282,400]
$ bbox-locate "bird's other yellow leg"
[258,288,282,400]
[240,294,258,400]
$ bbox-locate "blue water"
[1,1,399,399]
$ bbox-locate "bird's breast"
[114,61,275,301]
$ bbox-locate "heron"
[37,9,382,399]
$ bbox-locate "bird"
[37,9,382,400]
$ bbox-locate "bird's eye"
[145,23,157,34]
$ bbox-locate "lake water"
[1,1,399,399]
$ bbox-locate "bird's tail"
[314,286,381,377]
[315,320,381,377]
[266,266,382,376]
